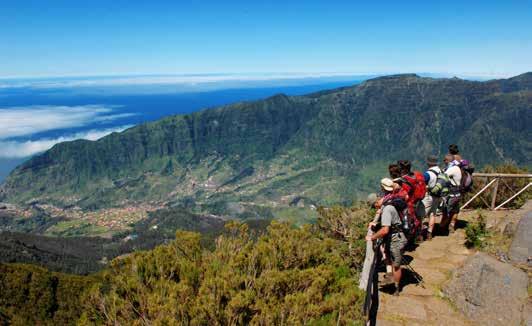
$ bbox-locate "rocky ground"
[376,226,474,325]
[376,202,531,326]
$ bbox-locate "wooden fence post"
[494,182,532,210]
[490,178,499,210]
[462,173,531,211]
[461,178,498,210]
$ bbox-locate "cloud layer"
[0,125,132,158]
[0,104,133,139]
[0,73,364,90]
[0,104,135,158]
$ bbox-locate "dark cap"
[426,155,438,165]
[449,144,459,155]
[397,160,411,174]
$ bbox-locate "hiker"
[365,178,408,296]
[395,160,426,242]
[388,163,401,179]
[360,176,408,289]
[422,155,443,240]
[448,144,462,162]
[441,154,462,233]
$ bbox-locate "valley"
[0,72,530,274]
[3,74,531,213]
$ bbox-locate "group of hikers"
[360,144,474,298]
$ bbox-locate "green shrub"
[0,263,96,325]
[2,206,370,325]
[465,212,488,248]
[80,215,368,325]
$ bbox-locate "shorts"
[422,194,442,217]
[444,195,461,215]
[386,232,407,267]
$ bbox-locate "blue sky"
[1,0,531,77]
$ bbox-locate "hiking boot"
[427,231,433,241]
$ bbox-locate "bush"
[0,263,96,325]
[465,212,488,248]
[1,206,371,325]
[316,204,372,269]
[80,216,369,325]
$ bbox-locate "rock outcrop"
[444,252,528,326]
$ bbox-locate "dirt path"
[376,227,475,325]
[374,202,532,325]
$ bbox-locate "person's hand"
[365,235,373,241]
[368,221,377,228]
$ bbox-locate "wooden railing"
[461,173,532,210]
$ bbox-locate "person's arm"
[366,225,389,241]
[366,206,392,240]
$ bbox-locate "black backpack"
[454,160,475,193]
[382,196,410,234]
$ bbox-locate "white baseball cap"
[380,178,394,192]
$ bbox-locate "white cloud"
[0,73,366,89]
[0,104,134,139]
[0,125,133,158]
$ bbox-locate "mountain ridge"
[1,73,531,220]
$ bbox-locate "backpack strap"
[427,169,438,181]
[426,169,440,188]
[427,168,440,178]
[448,171,461,194]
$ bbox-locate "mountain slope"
[1,73,531,215]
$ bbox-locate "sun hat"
[380,178,394,192]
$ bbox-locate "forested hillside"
[1,205,371,325]
[0,207,271,274]
[1,73,531,217]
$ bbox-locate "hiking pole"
[401,256,425,288]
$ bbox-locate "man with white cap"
[365,178,408,295]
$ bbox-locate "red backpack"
[401,172,426,203]
[401,171,427,221]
